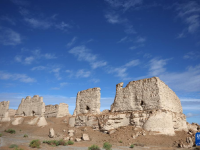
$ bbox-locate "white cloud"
[183,51,200,60]
[118,36,128,43]
[69,45,107,69]
[31,66,46,71]
[148,58,168,76]
[105,0,143,11]
[67,37,77,48]
[76,69,91,78]
[24,18,52,29]
[60,82,68,87]
[90,78,100,83]
[108,59,140,79]
[0,27,22,46]
[43,53,57,59]
[15,49,57,65]
[91,61,107,69]
[24,56,35,65]
[176,1,200,34]
[14,55,22,62]
[51,67,62,80]
[0,71,36,83]
[55,21,71,31]
[186,113,200,118]
[135,36,146,43]
[140,58,200,92]
[1,16,16,25]
[105,12,121,24]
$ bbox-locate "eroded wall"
[0,101,10,122]
[73,88,101,115]
[45,103,70,118]
[16,95,45,117]
[111,77,182,113]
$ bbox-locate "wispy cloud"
[0,16,16,25]
[176,1,200,34]
[135,36,146,43]
[186,113,200,118]
[76,69,91,78]
[10,0,30,6]
[31,66,46,71]
[15,49,57,65]
[55,21,71,31]
[0,27,22,46]
[69,45,107,69]
[108,59,140,79]
[51,67,62,80]
[24,18,52,29]
[67,37,77,48]
[0,71,36,83]
[183,51,200,60]
[89,78,100,83]
[105,0,143,12]
[141,58,200,92]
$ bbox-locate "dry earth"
[0,117,200,150]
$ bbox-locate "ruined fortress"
[0,77,195,136]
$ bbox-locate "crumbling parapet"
[45,103,70,118]
[111,77,182,113]
[16,95,45,117]
[0,101,10,122]
[73,87,101,115]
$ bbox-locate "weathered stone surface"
[8,109,16,117]
[27,117,39,125]
[69,117,75,127]
[111,77,182,113]
[143,110,175,135]
[45,103,70,118]
[16,95,45,117]
[73,88,101,115]
[49,128,55,138]
[82,133,89,141]
[0,101,10,122]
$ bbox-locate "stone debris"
[63,129,66,132]
[12,117,24,125]
[73,87,101,115]
[69,137,73,141]
[75,138,81,142]
[49,128,55,138]
[68,129,74,137]
[0,101,10,122]
[63,137,70,141]
[27,117,39,125]
[16,95,45,117]
[45,103,70,118]
[37,117,47,127]
[82,133,90,141]
[108,129,116,134]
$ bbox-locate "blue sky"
[0,0,200,124]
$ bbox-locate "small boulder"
[69,137,74,141]
[108,129,116,134]
[63,137,70,141]
[49,128,55,138]
[75,138,81,142]
[68,129,74,136]
[82,133,89,141]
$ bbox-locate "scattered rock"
[75,138,81,142]
[69,137,73,141]
[108,129,116,134]
[63,137,69,141]
[49,128,55,138]
[68,129,74,136]
[63,129,66,132]
[82,133,90,141]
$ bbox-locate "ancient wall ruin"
[45,103,70,118]
[8,109,16,117]
[111,77,182,113]
[15,95,45,117]
[73,88,101,115]
[0,101,10,122]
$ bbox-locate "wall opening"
[32,110,35,116]
[141,100,144,106]
[86,106,90,111]
[23,111,25,116]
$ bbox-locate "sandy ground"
[0,116,199,150]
